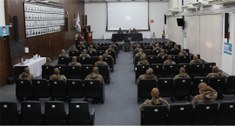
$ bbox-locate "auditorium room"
[0,0,235,125]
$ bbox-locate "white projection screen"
[0,0,5,26]
[107,2,149,31]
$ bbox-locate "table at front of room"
[14,57,46,77]
[111,33,143,42]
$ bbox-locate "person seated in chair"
[44,57,55,66]
[135,49,146,59]
[178,49,189,57]
[137,68,158,85]
[152,43,162,54]
[140,88,170,111]
[192,82,217,108]
[85,67,104,84]
[94,56,110,69]
[19,67,34,81]
[107,45,116,54]
[68,56,82,67]
[157,49,167,58]
[137,55,149,65]
[103,50,114,62]
[170,44,180,54]
[189,55,203,65]
[77,41,86,50]
[71,45,78,52]
[117,27,123,34]
[206,66,224,78]
[49,68,67,81]
[173,67,191,80]
[58,49,69,58]
[79,49,91,59]
[87,45,97,55]
[163,55,176,65]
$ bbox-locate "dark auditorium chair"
[14,66,26,79]
[208,77,226,99]
[90,56,99,65]
[167,104,193,125]
[141,106,168,125]
[42,65,54,79]
[156,55,167,64]
[67,79,84,99]
[189,64,204,78]
[108,50,116,64]
[191,76,209,96]
[103,56,114,72]
[20,101,42,125]
[163,64,178,77]
[150,64,163,78]
[192,103,218,125]
[0,102,19,125]
[82,64,94,80]
[44,101,66,125]
[67,66,82,79]
[216,101,235,125]
[138,80,157,102]
[55,65,68,77]
[135,65,149,81]
[178,63,190,73]
[97,65,110,84]
[171,55,179,63]
[158,78,174,97]
[15,79,34,101]
[69,51,79,57]
[147,55,157,65]
[49,80,67,100]
[174,78,191,100]
[79,57,92,65]
[84,80,105,103]
[68,101,95,125]
[224,76,235,94]
[203,62,216,75]
[32,79,50,99]
[97,50,105,55]
[58,56,69,65]
[178,55,190,63]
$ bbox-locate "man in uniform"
[178,49,189,57]
[163,55,176,65]
[140,88,170,111]
[192,82,217,108]
[68,56,82,67]
[85,67,104,84]
[207,66,224,78]
[94,56,110,69]
[19,67,34,81]
[79,49,91,59]
[189,55,203,65]
[137,68,158,85]
[135,49,146,59]
[58,49,69,58]
[173,67,191,80]
[137,55,149,65]
[49,68,67,81]
[117,27,123,34]
[44,57,55,66]
[103,50,114,62]
[157,49,167,58]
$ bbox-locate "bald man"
[207,66,224,78]
[19,67,34,81]
[137,68,158,85]
[173,67,191,80]
[192,82,217,108]
[85,67,104,84]
[140,88,170,111]
[49,68,67,81]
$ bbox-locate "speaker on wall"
[224,13,229,39]
[12,16,19,41]
[64,17,68,31]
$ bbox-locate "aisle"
[90,51,140,125]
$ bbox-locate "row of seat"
[141,102,235,125]
[138,76,235,102]
[16,79,104,103]
[135,63,216,79]
[0,101,95,125]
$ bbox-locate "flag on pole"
[162,29,166,39]
[74,13,81,32]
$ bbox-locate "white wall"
[85,2,168,39]
[0,0,5,26]
[233,12,235,74]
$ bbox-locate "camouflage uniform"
[173,73,191,80]
[103,54,114,61]
[68,62,82,67]
[157,52,167,58]
[163,59,176,65]
[189,59,202,65]
[137,74,158,85]
[85,73,104,84]
[207,72,224,78]
[178,51,188,57]
[137,60,149,65]
[44,62,55,66]
[140,97,170,111]
[49,74,67,81]
[79,53,91,59]
[19,72,34,81]
[58,54,69,58]
[94,61,109,68]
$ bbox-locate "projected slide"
[107,2,149,31]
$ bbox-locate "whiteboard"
[0,0,5,26]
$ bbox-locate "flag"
[74,13,81,32]
[162,29,166,39]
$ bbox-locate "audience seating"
[158,78,174,97]
[216,101,235,125]
[67,79,84,99]
[189,64,204,77]
[178,56,190,63]
[208,77,226,98]
[67,66,82,79]
[97,65,110,84]
[69,51,79,57]
[191,76,209,96]
[103,56,114,72]
[224,76,235,94]
[58,56,69,65]
[82,64,94,80]
[163,64,178,77]
[173,78,191,100]
[135,65,149,80]
[14,66,27,79]
[203,62,216,75]
[0,102,19,125]
[84,80,105,103]
[55,65,68,77]
[42,65,54,79]
[150,64,163,78]
[68,101,95,125]
[49,80,67,100]
[16,79,34,101]
[138,80,157,102]
[147,55,157,65]
[32,79,50,99]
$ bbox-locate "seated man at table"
[137,68,158,85]
[140,88,170,111]
[68,56,82,67]
[49,68,67,81]
[44,57,55,66]
[58,49,69,58]
[173,67,191,80]
[19,66,34,81]
[117,27,123,34]
[85,67,104,84]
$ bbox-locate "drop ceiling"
[84,0,169,3]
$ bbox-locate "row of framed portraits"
[24,3,64,14]
[26,26,61,38]
[25,12,64,21]
[25,20,64,29]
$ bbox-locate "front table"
[14,57,46,77]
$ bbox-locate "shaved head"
[151,88,160,98]
[146,68,154,75]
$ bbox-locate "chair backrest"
[44,101,66,125]
[42,65,54,79]
[103,56,114,71]
[167,104,193,125]
[15,79,34,101]
[32,79,50,98]
[67,66,82,79]
[203,62,216,75]
[216,101,235,125]
[84,80,103,99]
[0,102,18,125]
[178,63,190,73]
[55,65,68,77]
[193,103,218,125]
[158,78,174,97]
[82,64,94,80]
[208,77,226,98]
[20,101,42,125]
[138,80,158,101]
[14,66,26,79]
[135,65,149,80]
[224,76,235,94]
[97,65,110,83]
[67,79,84,99]
[191,76,209,96]
[150,64,163,78]
[68,101,91,125]
[189,64,204,77]
[174,78,192,98]
[49,80,67,99]
[69,51,79,57]
[142,106,168,125]
[163,64,178,77]
[171,55,179,63]
[147,55,157,65]
[58,56,69,65]
[178,55,190,63]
